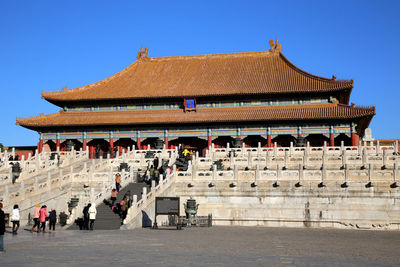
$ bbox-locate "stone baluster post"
[345,163,349,184]
[129,194,138,216]
[322,145,327,167]
[376,140,381,156]
[12,147,15,159]
[289,142,293,157]
[159,174,164,190]
[368,163,373,186]
[266,149,270,168]
[362,147,367,169]
[306,142,310,154]
[394,140,399,154]
[211,164,217,183]
[394,163,398,183]
[248,151,252,168]
[277,163,281,181]
[36,154,40,172]
[142,187,147,202]
[382,149,387,169]
[273,142,277,157]
[21,155,25,169]
[357,141,362,156]
[321,163,325,184]
[284,150,288,170]
[341,148,346,169]
[303,147,308,169]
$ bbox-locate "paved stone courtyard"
[1,226,400,266]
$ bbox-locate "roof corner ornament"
[268,39,282,53]
[332,75,336,80]
[62,86,68,91]
[137,47,149,60]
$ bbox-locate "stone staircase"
[68,182,150,230]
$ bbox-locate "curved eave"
[41,50,354,105]
[16,104,376,131]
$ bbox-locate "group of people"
[81,203,97,230]
[31,205,57,233]
[110,174,131,221]
[0,202,58,253]
[143,157,172,186]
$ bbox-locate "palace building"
[17,40,375,157]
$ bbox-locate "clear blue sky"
[0,0,399,146]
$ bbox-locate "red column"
[82,138,87,151]
[110,138,114,151]
[267,134,272,147]
[208,136,212,148]
[165,137,169,149]
[329,133,335,147]
[89,146,94,159]
[351,133,359,146]
[137,137,141,150]
[38,140,43,153]
[56,139,60,151]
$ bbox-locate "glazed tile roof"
[17,103,375,129]
[41,49,353,103]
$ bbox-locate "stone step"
[68,182,149,230]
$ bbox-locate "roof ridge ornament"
[268,39,282,53]
[137,47,149,60]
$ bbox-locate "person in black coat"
[0,202,5,252]
[82,205,90,230]
[48,208,57,233]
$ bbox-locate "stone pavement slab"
[1,226,400,266]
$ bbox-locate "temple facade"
[17,40,375,157]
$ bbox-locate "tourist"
[120,199,127,220]
[154,168,160,184]
[82,204,90,230]
[31,204,41,232]
[125,190,132,208]
[11,204,20,235]
[88,204,97,230]
[39,205,47,233]
[110,189,118,206]
[115,173,121,192]
[166,166,172,177]
[144,168,150,184]
[153,157,159,169]
[0,202,5,252]
[149,165,155,184]
[48,208,57,233]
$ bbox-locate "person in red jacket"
[38,205,47,233]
